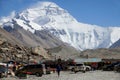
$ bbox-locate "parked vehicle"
[68,63,91,73]
[114,63,120,72]
[0,65,7,78]
[15,64,43,77]
[103,62,120,71]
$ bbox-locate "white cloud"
[0,11,16,26]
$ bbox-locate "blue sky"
[0,0,120,27]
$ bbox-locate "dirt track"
[1,70,120,80]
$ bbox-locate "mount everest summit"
[0,1,120,51]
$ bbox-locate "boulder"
[32,46,50,59]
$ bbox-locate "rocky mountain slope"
[0,26,80,61]
[0,27,22,46]
[110,39,120,48]
[46,44,80,60]
[1,1,120,51]
[80,48,120,59]
[2,19,64,48]
[0,27,52,62]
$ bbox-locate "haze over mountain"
[0,1,120,51]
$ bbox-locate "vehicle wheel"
[35,72,42,77]
[71,68,74,72]
[86,68,89,71]
[82,70,85,73]
[17,73,27,79]
[74,71,77,73]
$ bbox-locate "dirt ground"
[1,70,120,80]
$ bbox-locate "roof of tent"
[74,58,102,63]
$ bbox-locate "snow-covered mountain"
[1,1,120,50]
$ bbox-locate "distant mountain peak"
[33,1,60,8]
[1,1,120,51]
[18,1,66,21]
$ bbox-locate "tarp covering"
[74,58,101,63]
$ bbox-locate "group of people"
[6,61,23,76]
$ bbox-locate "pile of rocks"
[0,39,50,63]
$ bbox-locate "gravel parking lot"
[1,70,120,80]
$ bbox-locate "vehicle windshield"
[75,64,83,66]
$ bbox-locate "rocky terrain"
[0,27,51,62]
[0,37,51,62]
[46,44,80,60]
[80,48,120,59]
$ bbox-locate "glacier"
[0,1,120,51]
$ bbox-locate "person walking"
[56,64,61,77]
